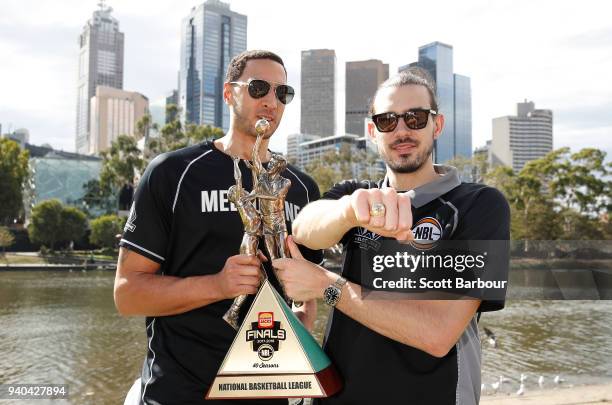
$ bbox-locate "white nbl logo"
[410,217,442,250]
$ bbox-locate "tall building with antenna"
[75,0,124,154]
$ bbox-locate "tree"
[447,153,490,183]
[99,135,145,192]
[307,164,339,195]
[28,200,87,250]
[305,144,381,194]
[0,138,30,224]
[90,215,125,249]
[78,179,114,216]
[59,207,88,247]
[0,226,15,256]
[28,199,63,250]
[144,105,223,160]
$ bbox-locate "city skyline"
[1,0,611,158]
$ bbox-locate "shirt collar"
[381,164,461,208]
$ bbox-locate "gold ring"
[369,202,386,217]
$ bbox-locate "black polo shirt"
[314,165,510,405]
[119,140,323,405]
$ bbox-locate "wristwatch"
[323,276,347,307]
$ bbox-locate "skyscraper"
[345,60,389,136]
[400,42,472,162]
[491,100,553,172]
[89,86,149,155]
[178,0,247,133]
[301,49,336,136]
[453,74,472,159]
[76,1,124,155]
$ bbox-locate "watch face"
[324,286,340,305]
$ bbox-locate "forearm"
[114,271,223,317]
[294,299,317,331]
[335,282,480,357]
[293,197,355,249]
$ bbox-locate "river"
[1,270,611,404]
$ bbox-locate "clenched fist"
[340,188,414,241]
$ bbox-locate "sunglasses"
[371,108,438,132]
[229,79,295,105]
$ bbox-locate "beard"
[233,105,276,139]
[379,135,434,174]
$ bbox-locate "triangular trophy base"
[206,280,342,399]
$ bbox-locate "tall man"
[115,50,322,405]
[273,68,510,405]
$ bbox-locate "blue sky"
[1,0,611,158]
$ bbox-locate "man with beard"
[272,68,510,405]
[114,50,322,404]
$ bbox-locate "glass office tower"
[453,74,472,159]
[418,42,455,163]
[179,0,247,133]
[400,42,472,163]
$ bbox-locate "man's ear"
[433,113,445,140]
[366,120,378,145]
[223,82,234,105]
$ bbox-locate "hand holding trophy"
[208,119,342,400]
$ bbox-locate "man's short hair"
[369,67,439,115]
[225,50,287,82]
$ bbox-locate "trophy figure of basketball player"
[223,118,295,329]
[222,155,264,329]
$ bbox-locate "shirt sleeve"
[454,186,511,312]
[321,179,360,200]
[119,157,172,264]
[298,177,325,265]
[321,180,370,246]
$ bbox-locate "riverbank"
[481,382,612,404]
[0,252,116,270]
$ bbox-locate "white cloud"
[1,0,611,159]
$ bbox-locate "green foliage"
[0,138,30,224]
[99,135,145,191]
[306,144,380,194]
[28,200,87,250]
[144,104,223,160]
[90,215,124,249]
[97,107,224,203]
[59,207,88,245]
[78,179,115,217]
[467,147,611,241]
[0,226,15,254]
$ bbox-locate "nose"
[392,115,413,136]
[261,86,278,109]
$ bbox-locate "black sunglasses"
[229,79,295,105]
[371,108,438,132]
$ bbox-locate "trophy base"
[207,365,342,398]
[206,279,343,400]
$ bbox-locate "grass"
[0,253,48,265]
[1,250,119,265]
